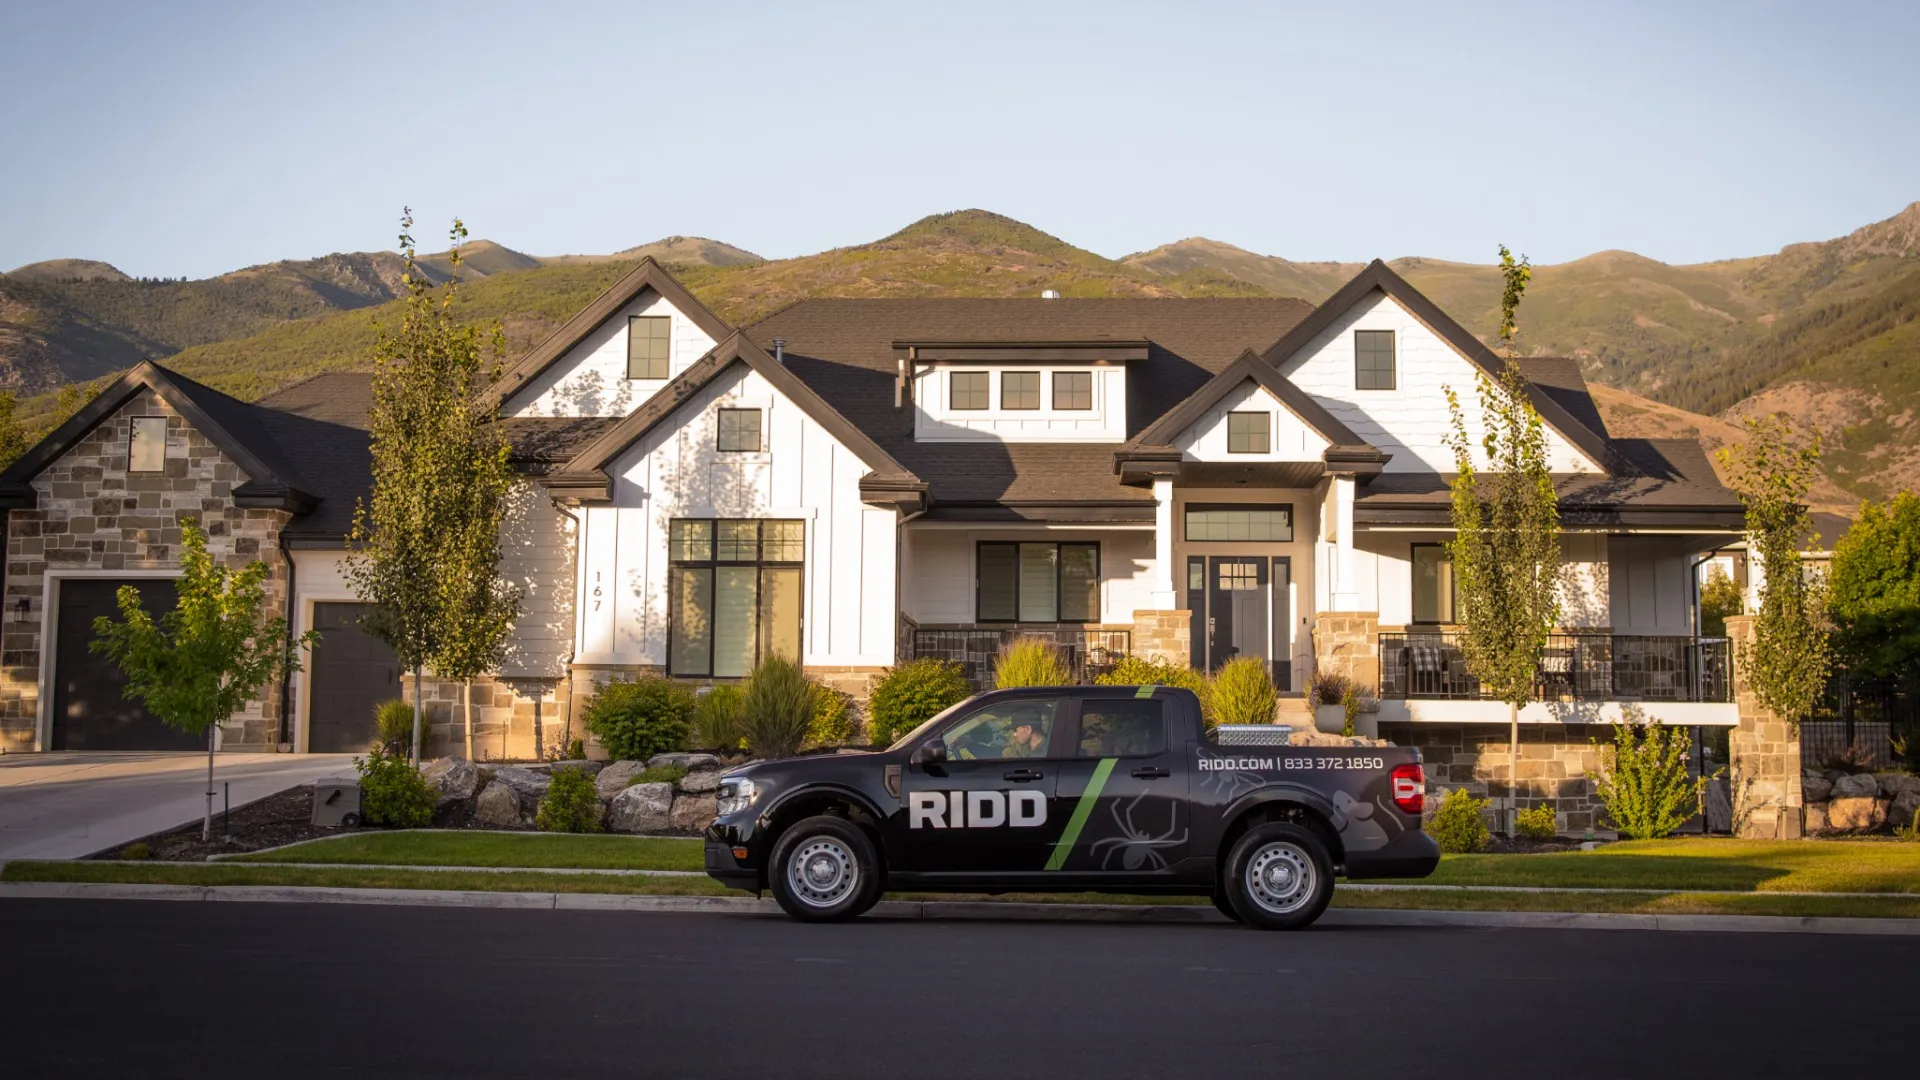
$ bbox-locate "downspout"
[278,528,296,752]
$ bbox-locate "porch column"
[1325,473,1359,610]
[1149,478,1177,609]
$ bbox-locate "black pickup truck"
[705,684,1438,929]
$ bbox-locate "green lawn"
[231,832,703,871]
[1353,839,1920,895]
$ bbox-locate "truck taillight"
[1391,763,1425,815]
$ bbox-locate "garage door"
[51,578,198,751]
[307,602,401,753]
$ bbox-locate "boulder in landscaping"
[1804,801,1827,834]
[669,793,719,833]
[1876,772,1920,798]
[647,752,721,771]
[1824,796,1888,832]
[606,782,675,833]
[595,760,651,799]
[488,766,552,802]
[473,781,525,828]
[1831,773,1880,800]
[421,758,479,806]
[1801,775,1833,803]
[1890,789,1920,831]
[677,769,723,794]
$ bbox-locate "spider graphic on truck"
[704,684,1439,930]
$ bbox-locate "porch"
[1378,631,1732,704]
[907,626,1132,692]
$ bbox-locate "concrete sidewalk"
[0,752,356,859]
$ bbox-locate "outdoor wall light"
[12,598,29,623]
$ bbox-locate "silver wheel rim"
[788,836,859,909]
[1245,841,1316,916]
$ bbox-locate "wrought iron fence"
[909,628,1132,692]
[1800,673,1917,771]
[1378,632,1731,703]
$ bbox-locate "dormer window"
[628,315,672,380]
[1226,411,1270,454]
[1001,372,1040,410]
[1355,330,1395,390]
[951,372,989,410]
[1053,371,1092,410]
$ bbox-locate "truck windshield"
[885,699,973,753]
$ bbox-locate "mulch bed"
[92,783,480,862]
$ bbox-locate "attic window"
[1227,411,1270,454]
[628,315,672,380]
[128,416,168,473]
[1355,330,1396,390]
[716,408,762,452]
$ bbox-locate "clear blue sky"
[2,0,1914,280]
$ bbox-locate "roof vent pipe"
[772,338,785,363]
[1040,289,1061,300]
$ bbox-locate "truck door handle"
[1131,766,1170,780]
[1003,768,1044,782]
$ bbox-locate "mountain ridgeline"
[3,205,1916,499]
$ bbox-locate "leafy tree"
[347,212,515,762]
[91,520,313,840]
[1588,719,1712,840]
[1445,245,1560,833]
[1700,566,1744,638]
[1717,416,1830,725]
[1826,492,1920,679]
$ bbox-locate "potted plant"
[1310,671,1351,735]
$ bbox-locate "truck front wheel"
[768,815,883,922]
[1222,822,1334,930]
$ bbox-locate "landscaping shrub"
[536,765,602,833]
[1094,655,1214,727]
[581,676,694,762]
[1589,720,1711,840]
[1514,803,1558,841]
[373,698,415,755]
[867,658,972,746]
[353,745,435,828]
[693,684,746,751]
[743,657,816,759]
[120,842,152,860]
[631,763,689,786]
[993,637,1072,688]
[566,738,585,761]
[807,683,855,749]
[1429,787,1491,853]
[1211,656,1277,727]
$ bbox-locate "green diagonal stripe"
[1134,684,1158,698]
[1044,757,1116,871]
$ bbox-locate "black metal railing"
[1378,632,1731,703]
[909,628,1132,692]
[1801,672,1917,771]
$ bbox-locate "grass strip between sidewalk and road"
[8,860,1920,919]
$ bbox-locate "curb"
[3,881,1917,935]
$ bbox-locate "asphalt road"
[2,899,1910,1079]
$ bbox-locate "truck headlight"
[715,777,759,817]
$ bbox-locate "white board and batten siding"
[1277,291,1601,474]
[900,528,1156,625]
[503,291,719,419]
[574,363,897,669]
[1174,382,1329,462]
[913,365,1126,442]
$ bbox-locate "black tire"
[340,812,362,829]
[1222,822,1334,930]
[1210,883,1243,924]
[767,815,883,922]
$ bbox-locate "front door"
[1206,556,1269,671]
[896,695,1065,873]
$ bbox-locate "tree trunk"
[463,677,473,761]
[203,723,216,843]
[1508,701,1520,835]
[411,663,424,765]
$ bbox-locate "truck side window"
[1076,700,1165,757]
[940,700,1061,761]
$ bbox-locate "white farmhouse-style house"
[0,258,1780,834]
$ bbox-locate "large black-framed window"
[1226,411,1270,453]
[1001,371,1041,410]
[716,408,762,452]
[628,315,672,379]
[951,371,989,410]
[1183,503,1293,542]
[1355,329,1395,390]
[1412,543,1455,624]
[1053,371,1092,410]
[977,541,1099,623]
[668,518,804,677]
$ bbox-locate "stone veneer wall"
[1313,612,1380,691]
[1724,615,1804,839]
[1,391,289,753]
[1383,721,1611,835]
[398,673,569,761]
[1131,610,1191,665]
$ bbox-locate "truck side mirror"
[910,739,948,767]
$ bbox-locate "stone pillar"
[1131,610,1191,667]
[1726,615,1804,838]
[1313,612,1380,693]
[1149,478,1177,609]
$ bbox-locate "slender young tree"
[1445,245,1561,833]
[92,520,313,841]
[1717,415,1830,725]
[347,212,508,762]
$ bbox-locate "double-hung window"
[668,519,804,677]
[629,315,672,380]
[977,542,1099,623]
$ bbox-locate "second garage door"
[307,602,402,753]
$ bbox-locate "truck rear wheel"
[1222,822,1333,930]
[768,815,882,922]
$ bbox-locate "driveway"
[0,752,357,860]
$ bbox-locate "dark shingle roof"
[1517,357,1611,445]
[744,298,1315,502]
